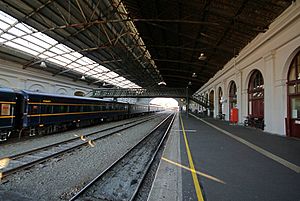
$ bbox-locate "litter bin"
[230,108,238,123]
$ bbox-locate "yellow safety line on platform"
[190,113,300,173]
[179,114,204,201]
[162,157,226,184]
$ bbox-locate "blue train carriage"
[22,91,129,136]
[0,88,18,141]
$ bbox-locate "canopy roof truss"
[0,0,293,92]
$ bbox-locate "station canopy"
[0,0,293,92]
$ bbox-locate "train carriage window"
[41,105,52,114]
[29,105,39,114]
[53,105,68,113]
[89,105,94,111]
[1,104,11,115]
[53,106,59,113]
[61,105,68,113]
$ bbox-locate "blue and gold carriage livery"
[0,88,18,141]
[0,88,162,140]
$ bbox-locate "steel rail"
[129,113,176,201]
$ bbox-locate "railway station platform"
[148,112,300,201]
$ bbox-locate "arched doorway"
[229,81,237,118]
[218,87,223,117]
[209,90,214,117]
[287,51,300,137]
[248,70,264,129]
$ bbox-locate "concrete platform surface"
[148,112,300,201]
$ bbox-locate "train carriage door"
[287,51,300,138]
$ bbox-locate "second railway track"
[70,113,176,201]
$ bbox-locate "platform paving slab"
[148,114,183,201]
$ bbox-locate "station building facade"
[196,1,300,137]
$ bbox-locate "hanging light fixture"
[40,61,47,68]
[198,53,206,60]
[80,75,85,80]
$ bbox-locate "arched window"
[248,70,264,118]
[287,51,300,137]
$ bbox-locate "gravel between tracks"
[0,113,168,201]
[0,114,158,158]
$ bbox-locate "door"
[289,96,300,137]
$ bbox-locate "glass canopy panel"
[8,27,26,37]
[5,41,39,56]
[0,10,140,89]
[0,21,11,32]
[1,33,15,40]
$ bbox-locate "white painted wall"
[0,59,94,96]
[196,1,300,136]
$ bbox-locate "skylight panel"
[34,32,57,45]
[53,55,72,64]
[0,37,6,43]
[15,23,34,34]
[50,46,64,54]
[13,38,45,52]
[70,52,82,58]
[1,33,15,40]
[67,63,81,68]
[77,66,89,71]
[23,35,52,49]
[8,27,26,37]
[86,70,97,75]
[5,41,39,56]
[97,65,110,72]
[43,51,56,57]
[115,77,125,81]
[85,64,98,69]
[55,43,72,53]
[81,57,94,64]
[0,11,17,25]
[73,68,85,73]
[48,58,68,66]
[98,75,109,80]
[0,21,10,31]
[76,59,89,66]
[13,38,46,53]
[106,71,119,78]
[122,80,131,85]
[64,53,79,61]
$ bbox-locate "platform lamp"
[198,53,206,60]
[40,60,47,68]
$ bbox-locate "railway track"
[0,113,166,179]
[69,113,176,201]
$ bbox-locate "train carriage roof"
[22,90,128,104]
